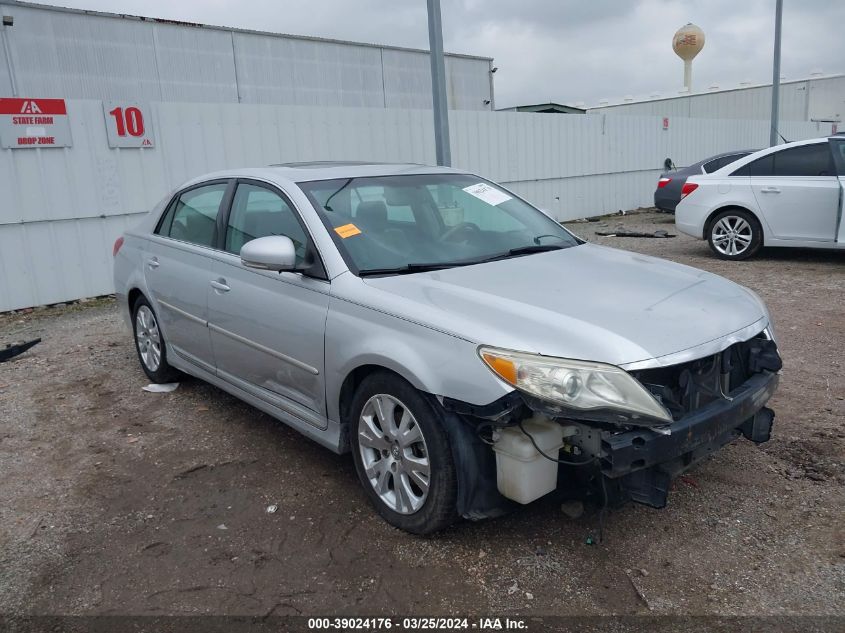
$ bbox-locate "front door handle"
[147,257,160,269]
[760,187,781,193]
[210,279,230,293]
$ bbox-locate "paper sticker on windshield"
[334,223,362,239]
[463,183,512,206]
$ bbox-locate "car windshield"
[298,173,579,275]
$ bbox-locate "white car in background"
[675,135,845,260]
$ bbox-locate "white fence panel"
[0,99,830,311]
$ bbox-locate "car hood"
[360,244,767,367]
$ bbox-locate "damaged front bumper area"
[567,370,779,508]
[441,333,781,518]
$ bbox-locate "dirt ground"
[1,210,843,622]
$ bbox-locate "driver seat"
[356,201,413,252]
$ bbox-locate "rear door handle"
[147,257,160,269]
[210,279,230,292]
[760,187,781,193]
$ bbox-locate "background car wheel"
[707,209,762,260]
[132,295,180,383]
[350,371,457,535]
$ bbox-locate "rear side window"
[157,183,228,247]
[772,144,834,176]
[731,144,833,177]
[731,154,774,177]
[224,183,309,265]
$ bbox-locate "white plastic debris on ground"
[142,383,179,393]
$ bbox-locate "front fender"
[323,295,512,425]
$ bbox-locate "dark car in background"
[654,150,756,212]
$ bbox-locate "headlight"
[742,287,776,343]
[478,346,672,424]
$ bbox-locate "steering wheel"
[441,222,481,243]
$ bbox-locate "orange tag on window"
[334,223,362,239]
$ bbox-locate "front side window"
[299,174,579,275]
[224,183,309,265]
[157,183,228,247]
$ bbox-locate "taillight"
[113,236,125,257]
[657,177,672,189]
[680,182,699,199]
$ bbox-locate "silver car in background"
[113,162,782,534]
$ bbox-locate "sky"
[27,0,845,108]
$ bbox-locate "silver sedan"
[114,162,781,533]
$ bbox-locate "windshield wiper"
[358,261,481,276]
[358,245,566,276]
[506,244,566,256]
[468,243,566,266]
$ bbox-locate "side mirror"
[240,235,297,272]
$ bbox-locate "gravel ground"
[0,210,843,620]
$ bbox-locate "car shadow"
[750,246,845,263]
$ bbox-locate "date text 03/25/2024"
[307,617,528,630]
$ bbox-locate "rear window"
[703,153,749,173]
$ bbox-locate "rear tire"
[350,371,457,534]
[707,209,762,260]
[131,295,180,383]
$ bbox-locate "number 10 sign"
[102,101,154,148]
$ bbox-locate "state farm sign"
[0,98,73,149]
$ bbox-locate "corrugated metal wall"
[0,99,829,312]
[588,75,845,122]
[0,1,493,110]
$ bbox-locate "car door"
[747,143,839,241]
[831,138,845,243]
[206,180,330,422]
[146,180,232,373]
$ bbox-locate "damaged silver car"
[113,163,782,534]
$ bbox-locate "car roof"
[181,162,469,188]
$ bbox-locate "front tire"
[132,295,180,383]
[350,372,457,534]
[707,209,762,260]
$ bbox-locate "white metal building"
[588,74,844,123]
[0,2,836,313]
[0,1,495,110]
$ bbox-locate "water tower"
[673,23,705,91]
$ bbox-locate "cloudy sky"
[30,0,845,108]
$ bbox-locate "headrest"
[356,200,388,225]
[384,186,413,207]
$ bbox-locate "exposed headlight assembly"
[478,346,672,424]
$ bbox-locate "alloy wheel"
[711,215,753,257]
[135,305,162,372]
[357,394,431,515]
